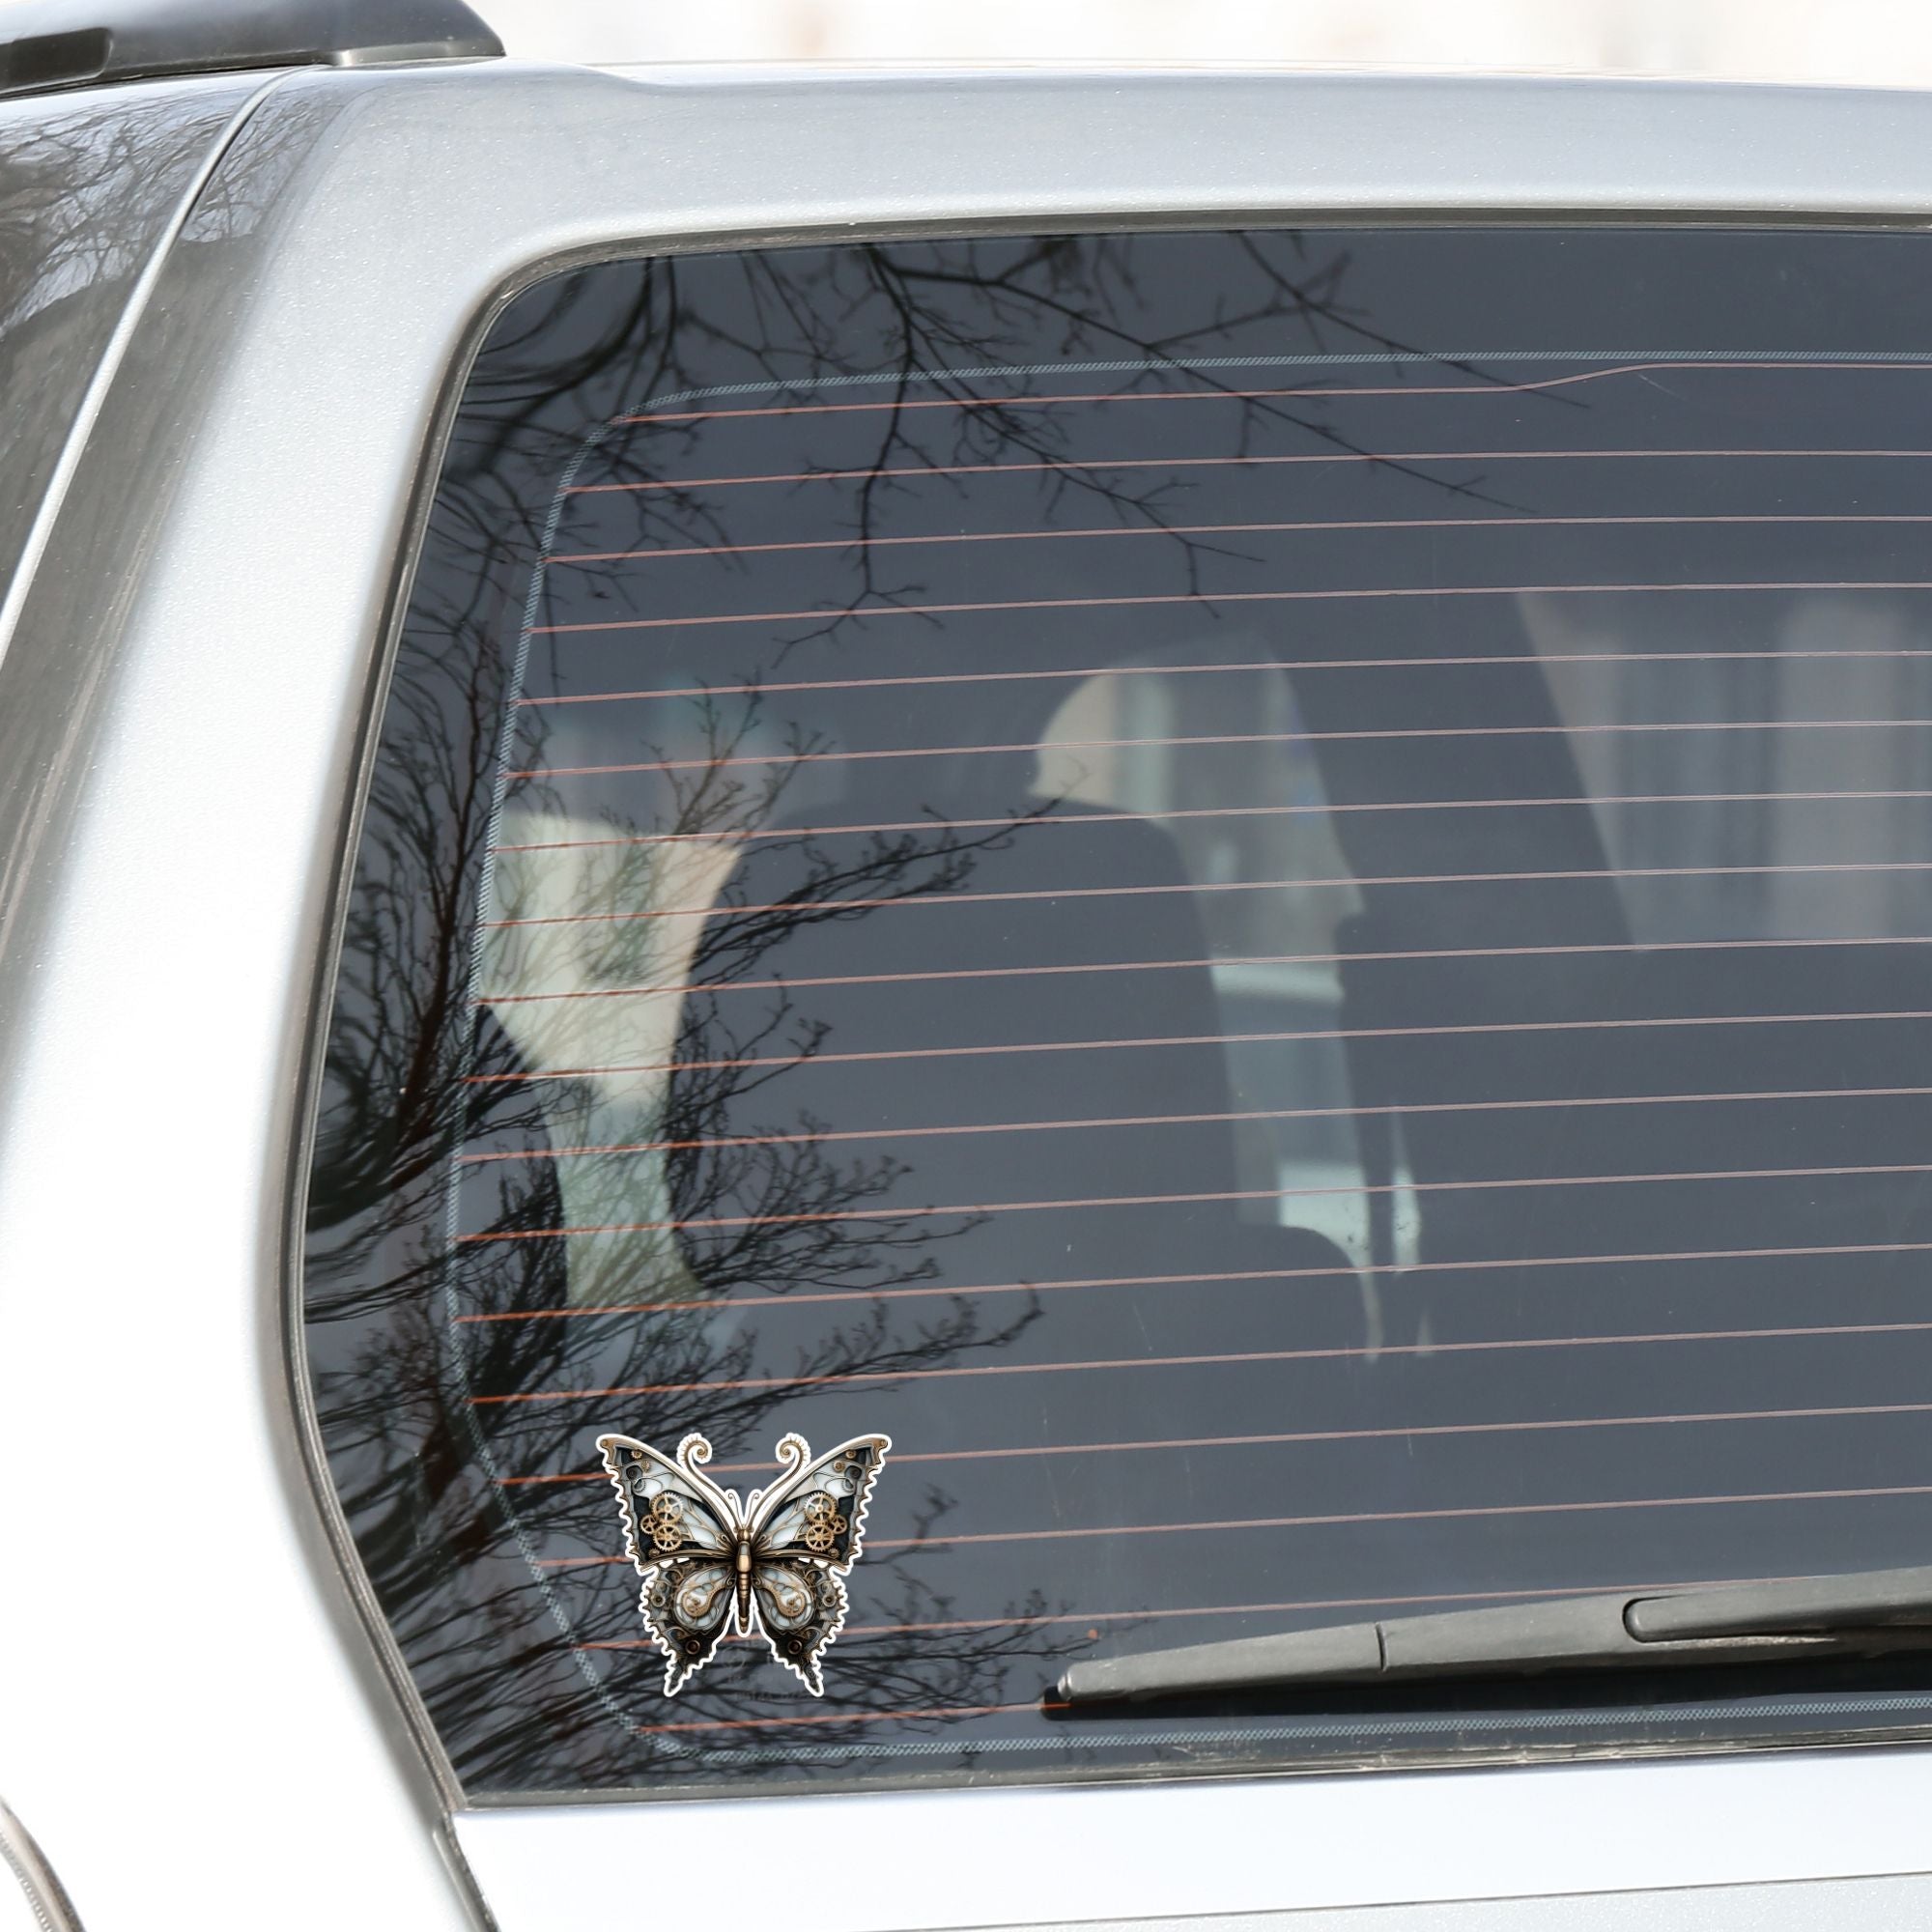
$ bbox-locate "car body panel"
[10,56,1932,1930]
[0,72,265,645]
[457,1749,1932,1928]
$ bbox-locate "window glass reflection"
[307,230,1932,1797]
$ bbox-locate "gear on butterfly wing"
[647,1492,686,1550]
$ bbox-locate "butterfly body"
[594,1428,891,1695]
[732,1530,753,1630]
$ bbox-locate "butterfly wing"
[747,1433,891,1694]
[596,1431,743,1695]
[748,1557,850,1696]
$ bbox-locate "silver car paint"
[0,73,267,656]
[460,1747,1932,1928]
[9,56,1932,1931]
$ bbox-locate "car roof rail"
[0,0,503,101]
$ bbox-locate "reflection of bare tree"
[306,231,1496,1792]
[452,233,1540,670]
[562,239,1526,651]
[1,95,212,335]
[0,89,248,583]
[425,1193,1066,1784]
[482,686,1062,1303]
[308,608,1059,1792]
[821,237,1529,585]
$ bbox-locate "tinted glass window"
[307,229,1932,1799]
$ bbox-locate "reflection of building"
[1037,653,1411,1274]
[1537,589,1932,942]
[487,801,737,1298]
[1029,587,1932,1289]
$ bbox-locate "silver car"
[11,3,1932,1927]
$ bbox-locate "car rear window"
[305,227,1932,1800]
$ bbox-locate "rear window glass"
[305,228,1932,1800]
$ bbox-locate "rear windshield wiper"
[1057,1565,1932,1705]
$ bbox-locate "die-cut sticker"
[594,1428,891,1695]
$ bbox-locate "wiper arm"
[1057,1565,1932,1705]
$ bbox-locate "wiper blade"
[1057,1564,1932,1705]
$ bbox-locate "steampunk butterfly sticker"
[594,1428,891,1695]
